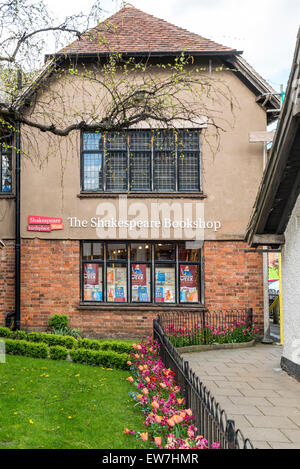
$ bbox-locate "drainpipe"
[15,70,22,330]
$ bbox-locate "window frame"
[81,241,202,305]
[80,129,201,194]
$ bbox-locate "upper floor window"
[81,129,201,193]
[0,140,12,193]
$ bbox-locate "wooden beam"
[252,234,285,245]
[249,131,275,143]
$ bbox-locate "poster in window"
[84,286,93,301]
[107,269,114,284]
[156,271,166,284]
[180,265,197,288]
[115,286,126,302]
[107,287,115,301]
[180,265,198,302]
[132,286,139,302]
[165,288,174,302]
[155,286,164,302]
[138,286,148,302]
[116,268,126,284]
[84,264,99,286]
[92,289,103,301]
[132,264,147,286]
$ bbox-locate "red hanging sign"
[27,224,52,232]
[28,215,63,225]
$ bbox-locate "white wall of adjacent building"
[282,193,300,365]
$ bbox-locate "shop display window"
[81,241,202,305]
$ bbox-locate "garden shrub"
[5,339,48,359]
[12,330,27,341]
[27,332,76,349]
[76,338,132,354]
[48,314,69,330]
[51,326,82,339]
[0,327,13,338]
[49,345,68,361]
[70,348,128,370]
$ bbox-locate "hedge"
[27,332,76,349]
[49,345,69,361]
[76,338,132,354]
[5,339,48,359]
[12,330,27,340]
[0,327,13,338]
[0,328,132,363]
[69,348,129,370]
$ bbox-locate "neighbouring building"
[0,5,280,338]
[246,28,300,380]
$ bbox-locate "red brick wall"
[9,239,263,338]
[20,239,155,338]
[0,240,15,324]
[204,241,264,327]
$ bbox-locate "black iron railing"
[158,309,253,347]
[153,317,254,449]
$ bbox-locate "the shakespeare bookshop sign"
[67,199,222,240]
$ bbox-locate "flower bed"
[124,337,220,449]
[164,320,258,348]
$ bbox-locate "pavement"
[182,343,300,449]
[270,322,280,342]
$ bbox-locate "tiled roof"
[59,4,238,56]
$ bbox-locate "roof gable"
[58,4,238,56]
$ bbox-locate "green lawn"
[0,355,148,449]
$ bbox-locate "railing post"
[226,419,236,449]
[184,360,190,407]
[202,310,207,345]
[246,308,253,326]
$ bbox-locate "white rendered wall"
[282,194,300,365]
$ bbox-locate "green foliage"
[76,338,132,354]
[12,330,28,340]
[48,314,69,330]
[166,321,257,348]
[0,326,13,338]
[51,326,82,339]
[27,332,76,349]
[5,339,48,359]
[49,345,68,361]
[70,348,128,370]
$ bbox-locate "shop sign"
[27,215,63,232]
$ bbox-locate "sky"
[46,0,300,92]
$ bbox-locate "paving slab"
[182,343,300,449]
[245,415,299,429]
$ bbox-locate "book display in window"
[179,265,199,302]
[107,265,127,302]
[131,264,150,302]
[83,263,103,301]
[155,266,175,303]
